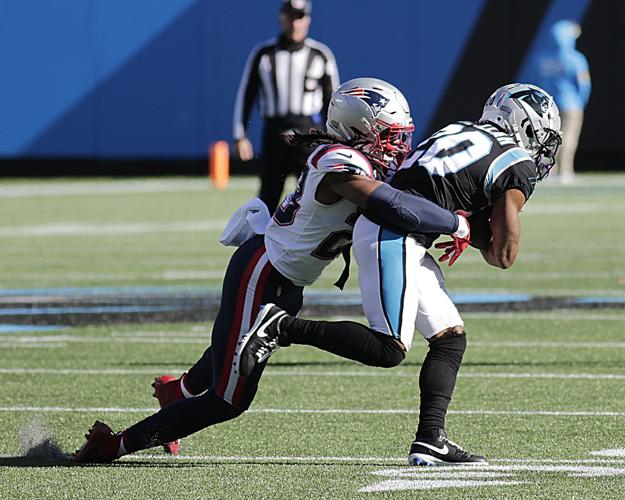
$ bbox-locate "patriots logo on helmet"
[341,88,389,115]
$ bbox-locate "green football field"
[1,174,625,498]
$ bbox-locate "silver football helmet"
[480,83,562,180]
[326,77,414,174]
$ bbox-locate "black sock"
[280,317,405,368]
[416,331,467,439]
[124,391,242,452]
[185,346,214,395]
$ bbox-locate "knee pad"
[376,333,407,368]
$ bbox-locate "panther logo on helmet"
[511,88,550,117]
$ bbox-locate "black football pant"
[123,236,304,451]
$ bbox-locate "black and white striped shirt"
[233,36,339,140]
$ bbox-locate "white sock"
[180,375,195,399]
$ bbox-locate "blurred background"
[1,0,623,176]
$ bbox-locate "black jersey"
[390,121,538,214]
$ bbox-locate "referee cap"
[280,0,311,17]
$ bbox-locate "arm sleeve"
[364,183,459,235]
[233,45,263,140]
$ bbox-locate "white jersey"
[264,143,376,286]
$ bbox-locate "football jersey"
[264,144,376,286]
[391,121,538,213]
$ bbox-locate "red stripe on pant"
[216,245,266,399]
[230,257,273,407]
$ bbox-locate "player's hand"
[435,210,471,266]
[235,138,254,161]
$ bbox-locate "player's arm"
[480,189,526,269]
[320,173,465,236]
[233,46,262,160]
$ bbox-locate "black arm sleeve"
[364,183,459,235]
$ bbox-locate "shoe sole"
[234,305,285,376]
[408,453,488,467]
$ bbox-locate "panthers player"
[237,83,562,466]
[73,78,472,462]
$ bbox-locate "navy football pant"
[124,236,303,451]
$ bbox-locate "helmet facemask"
[515,97,562,181]
[532,127,562,180]
[361,119,414,175]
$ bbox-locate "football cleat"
[152,374,184,455]
[235,304,288,377]
[408,429,487,466]
[73,421,120,463]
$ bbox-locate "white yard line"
[110,331,211,338]
[0,178,258,198]
[0,221,227,237]
[0,336,209,345]
[1,406,624,417]
[470,341,625,348]
[1,367,625,381]
[5,333,625,350]
[523,202,625,214]
[0,270,226,283]
[463,312,625,321]
[452,271,624,280]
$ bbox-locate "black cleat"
[408,429,487,466]
[235,304,287,377]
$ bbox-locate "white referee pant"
[353,216,463,348]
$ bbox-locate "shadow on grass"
[0,457,392,468]
[0,456,74,467]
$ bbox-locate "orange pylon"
[209,141,230,190]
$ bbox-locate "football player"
[73,78,473,462]
[237,83,562,466]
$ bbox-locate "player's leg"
[123,237,304,451]
[355,217,421,350]
[407,251,486,466]
[74,237,303,461]
[236,218,411,375]
[258,128,288,215]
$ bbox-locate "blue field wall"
[0,0,618,167]
[0,0,481,159]
[516,0,591,81]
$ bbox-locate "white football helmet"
[480,83,562,180]
[326,77,414,174]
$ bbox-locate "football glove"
[435,210,471,266]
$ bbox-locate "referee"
[233,0,340,214]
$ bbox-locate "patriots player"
[73,78,472,462]
[237,83,562,466]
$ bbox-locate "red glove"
[435,210,471,266]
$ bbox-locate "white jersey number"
[415,124,493,176]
